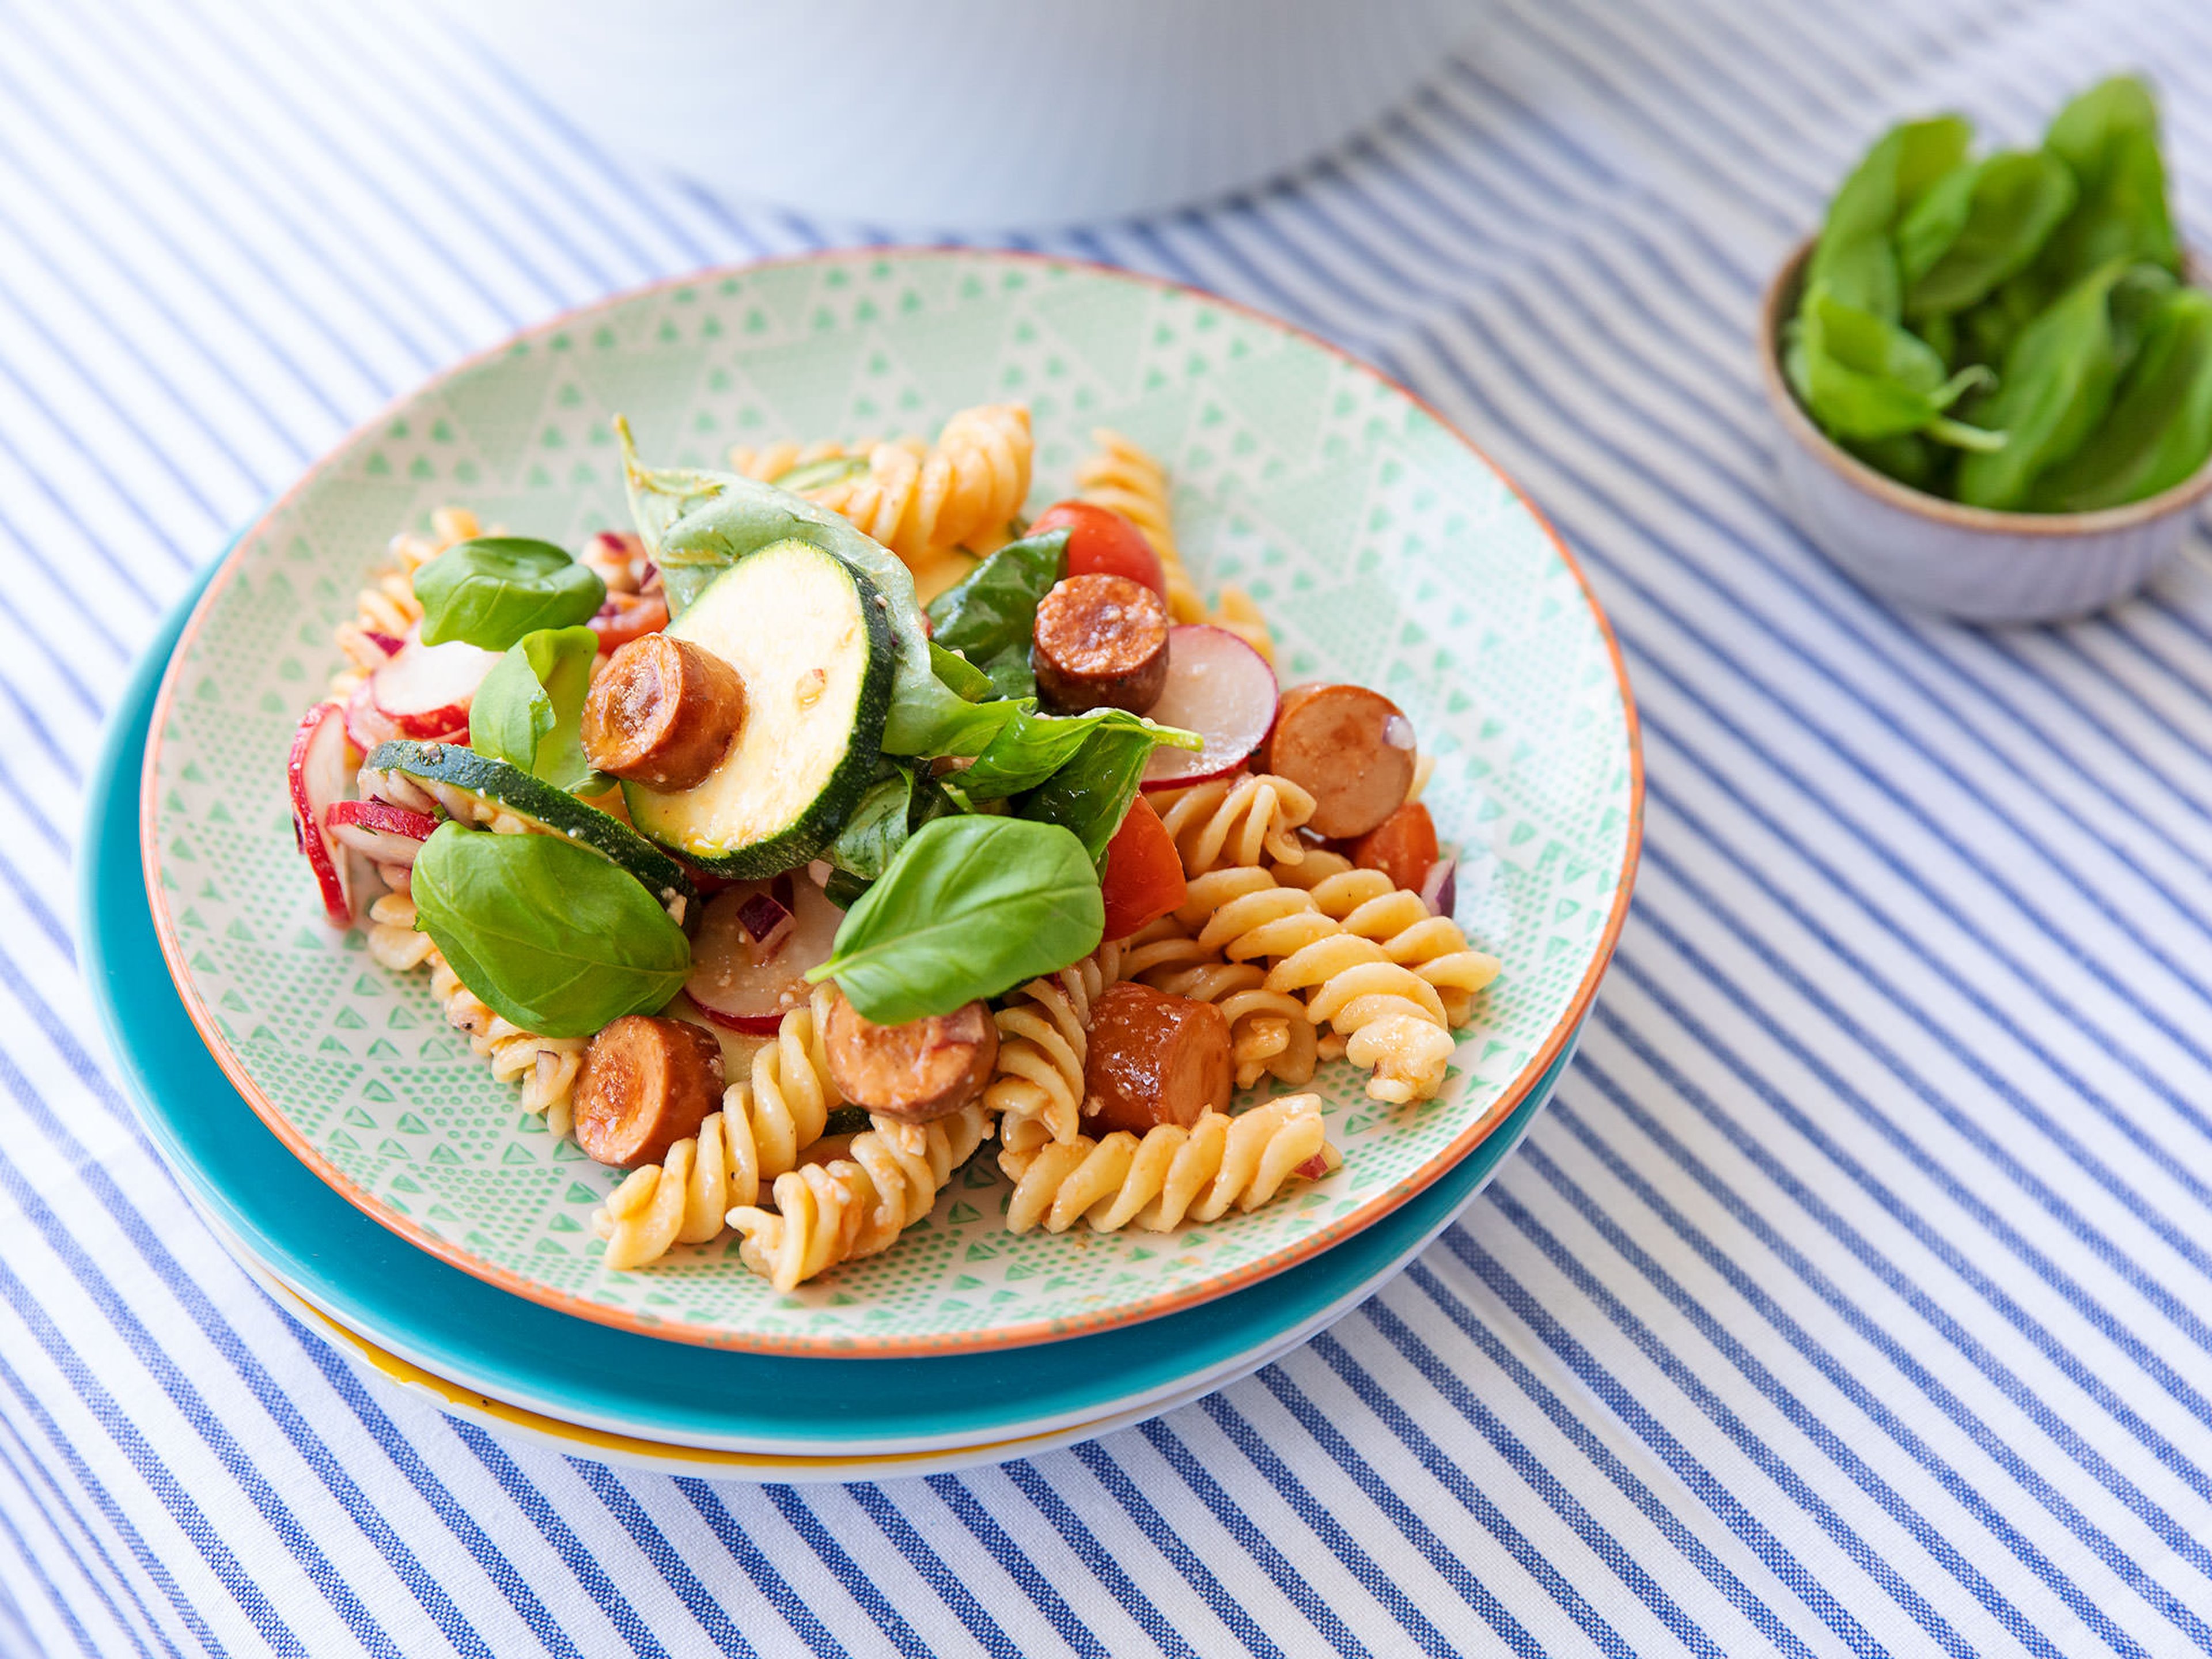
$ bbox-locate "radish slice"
[372,638,500,737]
[688,878,843,1033]
[288,702,357,925]
[1139,624,1279,790]
[327,798,438,866]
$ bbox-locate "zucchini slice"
[363,739,696,906]
[623,538,896,878]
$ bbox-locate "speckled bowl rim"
[1758,236,2212,537]
[142,247,1643,1357]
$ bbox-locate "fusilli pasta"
[726,1105,994,1292]
[983,943,1123,1156]
[591,987,844,1270]
[730,405,1031,566]
[1289,854,1501,1026]
[999,1094,1337,1234]
[1151,771,1315,874]
[366,893,588,1137]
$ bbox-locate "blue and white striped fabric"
[6,0,2212,1650]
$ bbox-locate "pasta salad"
[285,406,1499,1294]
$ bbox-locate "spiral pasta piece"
[1207,585,1277,666]
[726,1105,994,1292]
[1151,771,1316,874]
[983,944,1123,1156]
[1175,868,1340,962]
[1301,868,1501,1027]
[999,1094,1337,1234]
[732,406,1030,566]
[590,987,843,1270]
[365,891,588,1137]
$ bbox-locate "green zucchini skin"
[621,540,896,880]
[363,740,696,906]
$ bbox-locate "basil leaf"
[1958,259,2134,509]
[960,706,1200,800]
[410,823,690,1038]
[619,419,964,755]
[414,537,605,650]
[828,763,958,881]
[2036,75,2180,296]
[981,644,1036,702]
[807,816,1104,1023]
[927,640,998,703]
[2031,285,2212,510]
[1017,724,1157,872]
[924,529,1067,662]
[470,626,608,795]
[1796,289,2001,446]
[1902,150,2076,320]
[1810,116,1974,320]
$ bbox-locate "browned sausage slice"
[1350,801,1440,892]
[1031,574,1171,715]
[1259,683,1417,839]
[824,994,1000,1124]
[581,633,745,790]
[573,1014,727,1168]
[1081,982,1232,1136]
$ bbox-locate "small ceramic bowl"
[1759,238,2212,624]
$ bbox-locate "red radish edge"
[327,798,439,866]
[363,630,405,657]
[372,638,499,737]
[1139,624,1279,791]
[695,1005,787,1036]
[288,703,356,925]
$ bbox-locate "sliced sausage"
[573,1014,726,1168]
[581,632,745,790]
[1081,983,1232,1136]
[824,994,1000,1124]
[1350,801,1440,892]
[1259,683,1417,839]
[1031,574,1171,715]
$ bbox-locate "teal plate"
[86,571,1583,1453]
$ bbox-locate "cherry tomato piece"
[1349,801,1440,892]
[1029,501,1166,599]
[1099,794,1187,940]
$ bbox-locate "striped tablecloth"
[10,0,2212,1652]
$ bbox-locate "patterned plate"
[143,250,1641,1355]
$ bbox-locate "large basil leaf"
[2035,74,2180,295]
[414,537,605,650]
[619,419,972,756]
[410,823,690,1037]
[1901,150,2075,320]
[469,626,607,795]
[924,529,1067,662]
[1017,724,1157,872]
[1810,116,1974,320]
[808,816,1104,1023]
[1957,259,2133,509]
[2032,285,2212,510]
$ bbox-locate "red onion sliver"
[737,890,796,957]
[1419,857,1458,918]
[364,631,406,657]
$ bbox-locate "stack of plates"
[88,254,1637,1477]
